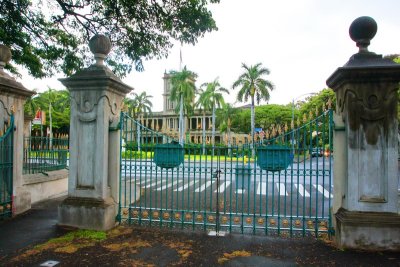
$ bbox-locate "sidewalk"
[0,196,69,257]
[0,197,399,266]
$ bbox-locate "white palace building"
[134,72,250,145]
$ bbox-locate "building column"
[327,17,400,250]
[58,35,133,230]
[0,45,35,215]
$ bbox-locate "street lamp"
[291,92,317,153]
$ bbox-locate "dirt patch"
[1,226,400,266]
[217,250,251,264]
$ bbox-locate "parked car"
[311,147,324,157]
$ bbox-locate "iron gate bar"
[118,111,333,237]
[0,115,13,219]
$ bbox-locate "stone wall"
[22,170,68,204]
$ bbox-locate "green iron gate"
[118,109,333,237]
[0,115,14,219]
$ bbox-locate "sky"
[20,0,400,111]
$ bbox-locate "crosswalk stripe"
[175,181,195,191]
[215,181,231,193]
[256,182,267,195]
[195,181,214,192]
[236,189,246,194]
[137,179,332,199]
[313,184,333,198]
[295,184,310,197]
[156,180,182,191]
[278,183,288,196]
[142,180,164,188]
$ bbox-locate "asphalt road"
[120,157,332,234]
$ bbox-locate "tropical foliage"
[232,63,275,156]
[123,91,153,119]
[217,103,236,146]
[297,89,336,119]
[1,0,219,78]
[229,104,292,134]
[195,87,210,153]
[198,78,228,145]
[24,89,70,132]
[226,89,335,135]
[169,66,197,144]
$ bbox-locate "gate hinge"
[333,122,345,132]
[109,122,121,132]
[329,227,335,235]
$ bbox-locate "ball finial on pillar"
[89,34,111,66]
[0,44,12,71]
[349,16,377,53]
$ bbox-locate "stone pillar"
[0,45,35,215]
[327,17,400,250]
[58,35,133,230]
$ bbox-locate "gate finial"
[349,16,377,53]
[0,45,12,79]
[89,34,112,66]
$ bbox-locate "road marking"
[156,180,182,191]
[215,181,231,193]
[313,184,333,198]
[295,184,310,197]
[195,181,215,192]
[175,181,195,191]
[256,182,267,195]
[236,189,246,194]
[278,183,288,196]
[141,179,164,188]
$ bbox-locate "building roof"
[236,104,252,109]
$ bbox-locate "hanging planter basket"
[257,145,293,172]
[153,142,184,169]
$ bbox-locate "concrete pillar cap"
[0,44,12,76]
[349,16,377,53]
[89,34,112,66]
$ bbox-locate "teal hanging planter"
[153,142,184,169]
[257,145,293,172]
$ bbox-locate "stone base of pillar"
[13,187,31,216]
[58,197,117,231]
[335,208,400,251]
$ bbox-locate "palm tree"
[24,89,39,117]
[195,88,211,154]
[123,96,138,118]
[169,66,197,144]
[200,78,229,147]
[232,63,275,156]
[217,103,235,147]
[123,91,153,119]
[134,92,153,119]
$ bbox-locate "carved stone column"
[327,17,400,250]
[58,35,133,230]
[0,45,35,215]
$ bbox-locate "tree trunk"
[251,96,255,158]
[228,127,232,157]
[202,111,206,155]
[49,102,53,149]
[212,105,216,157]
[179,95,184,145]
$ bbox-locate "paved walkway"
[1,197,400,266]
[0,196,68,257]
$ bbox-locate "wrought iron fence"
[0,115,13,218]
[23,136,69,174]
[119,110,333,237]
